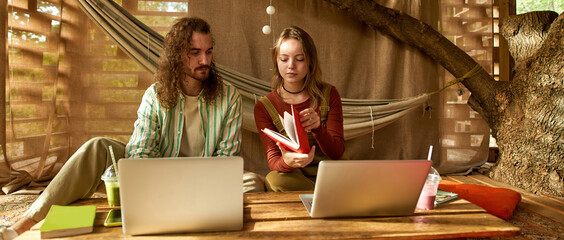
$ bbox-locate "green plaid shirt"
[125,82,242,158]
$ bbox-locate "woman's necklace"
[282,82,305,94]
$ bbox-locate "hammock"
[77,0,430,141]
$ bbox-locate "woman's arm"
[254,100,295,172]
[311,87,345,160]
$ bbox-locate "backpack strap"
[259,97,286,136]
[319,83,332,126]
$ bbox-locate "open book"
[262,104,310,153]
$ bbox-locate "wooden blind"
[3,0,188,183]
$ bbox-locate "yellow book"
[39,205,96,238]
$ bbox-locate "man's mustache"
[196,66,210,71]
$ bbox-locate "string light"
[266,5,276,15]
[262,25,272,35]
[264,0,276,70]
[262,0,276,44]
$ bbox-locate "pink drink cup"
[416,174,441,210]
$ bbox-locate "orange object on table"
[439,180,521,220]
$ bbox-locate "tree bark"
[494,11,563,196]
[324,0,563,197]
[500,11,559,63]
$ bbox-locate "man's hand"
[279,143,316,168]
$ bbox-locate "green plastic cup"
[101,165,120,207]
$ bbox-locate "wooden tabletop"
[17,191,520,239]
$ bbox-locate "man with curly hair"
[5,17,263,238]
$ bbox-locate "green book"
[40,205,96,238]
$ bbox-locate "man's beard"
[187,65,211,81]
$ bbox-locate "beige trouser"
[24,137,265,222]
[265,169,315,192]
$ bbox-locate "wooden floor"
[444,174,564,225]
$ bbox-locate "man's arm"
[214,83,242,156]
[125,85,163,158]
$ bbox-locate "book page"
[284,111,298,143]
[262,128,299,150]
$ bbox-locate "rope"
[429,64,482,96]
[270,0,274,45]
[369,106,375,149]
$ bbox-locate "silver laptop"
[299,160,432,218]
[118,157,244,235]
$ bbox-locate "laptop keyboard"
[305,199,313,209]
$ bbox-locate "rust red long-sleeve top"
[254,86,345,172]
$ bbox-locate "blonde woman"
[254,26,345,192]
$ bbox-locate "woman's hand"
[279,143,316,168]
[299,108,321,132]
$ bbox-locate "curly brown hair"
[271,26,324,109]
[155,17,222,108]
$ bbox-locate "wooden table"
[17,192,520,239]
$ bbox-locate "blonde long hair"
[155,17,222,108]
[271,26,325,109]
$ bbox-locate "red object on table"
[439,180,521,220]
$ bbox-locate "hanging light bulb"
[263,2,275,37]
[266,5,276,15]
[262,25,272,35]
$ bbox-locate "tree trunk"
[494,11,563,196]
[324,0,563,197]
